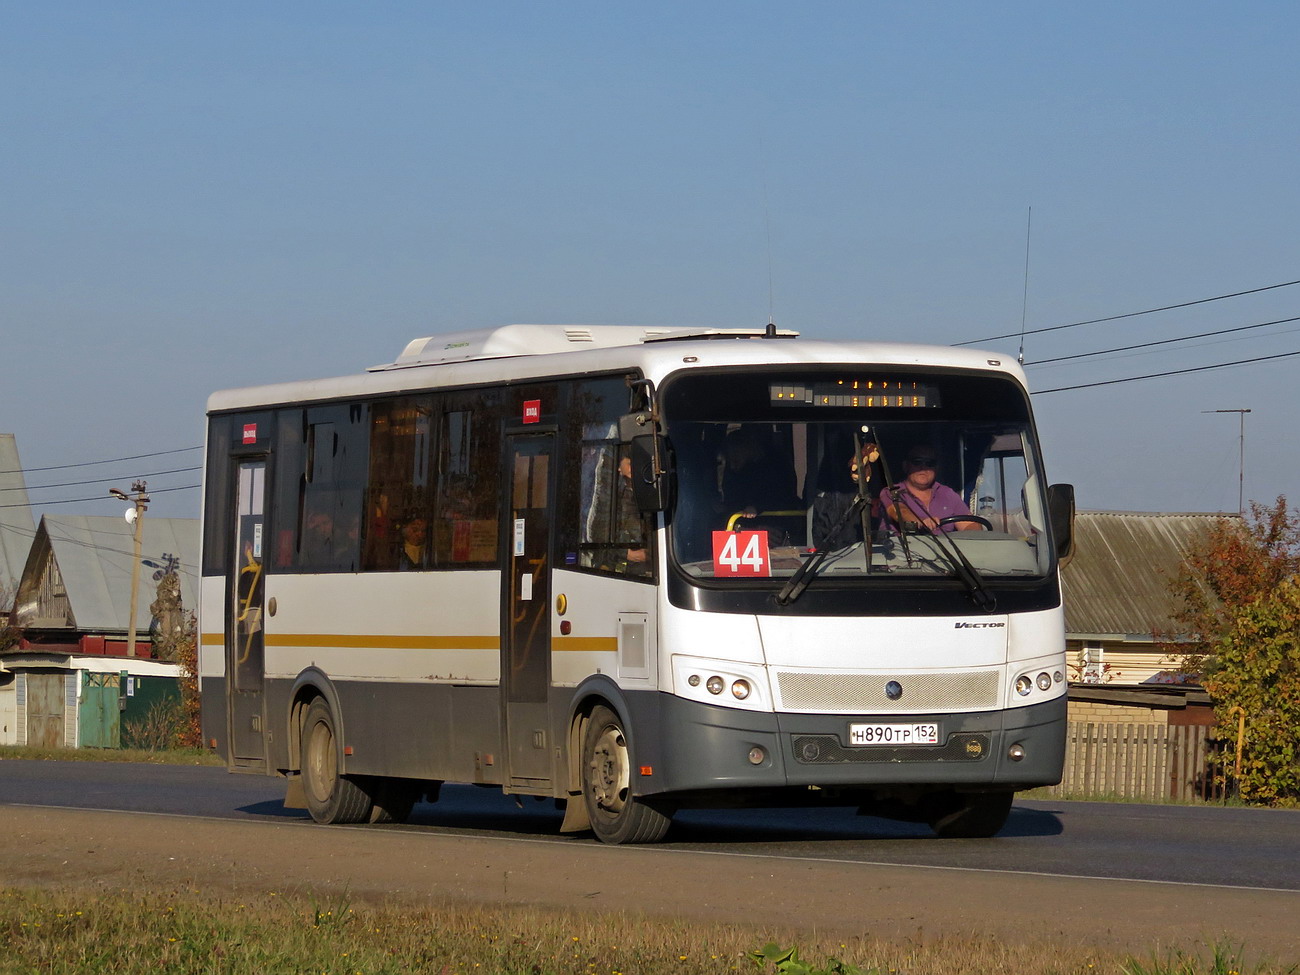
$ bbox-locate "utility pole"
[109,480,150,657]
[1201,409,1251,517]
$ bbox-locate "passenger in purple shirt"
[879,447,983,533]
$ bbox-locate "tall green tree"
[1204,577,1300,803]
[1165,497,1300,803]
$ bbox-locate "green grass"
[1,886,1292,975]
[0,744,223,766]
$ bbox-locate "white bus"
[199,324,1074,842]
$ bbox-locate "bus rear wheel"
[582,705,672,844]
[301,698,373,825]
[366,778,423,824]
[925,789,1013,838]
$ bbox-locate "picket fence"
[1041,721,1231,802]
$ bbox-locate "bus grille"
[775,670,1000,713]
[791,733,991,764]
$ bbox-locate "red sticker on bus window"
[522,400,541,424]
[242,423,258,444]
[712,530,771,577]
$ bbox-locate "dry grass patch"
[0,886,1292,975]
[0,744,222,766]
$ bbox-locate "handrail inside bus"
[725,510,804,532]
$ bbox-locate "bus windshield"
[663,369,1054,584]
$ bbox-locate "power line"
[2,465,202,494]
[0,445,202,476]
[0,482,200,510]
[1024,313,1300,366]
[0,520,199,577]
[956,277,1300,346]
[1033,348,1300,394]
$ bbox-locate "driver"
[880,447,982,533]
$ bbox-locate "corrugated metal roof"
[14,515,199,632]
[1061,510,1228,639]
[0,434,35,599]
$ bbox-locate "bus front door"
[228,458,267,769]
[502,434,554,792]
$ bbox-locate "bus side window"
[433,394,501,567]
[364,397,434,571]
[565,377,653,578]
[272,405,368,573]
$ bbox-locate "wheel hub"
[588,727,629,813]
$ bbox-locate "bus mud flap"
[283,773,307,810]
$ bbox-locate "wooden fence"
[1041,722,1232,802]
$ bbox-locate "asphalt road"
[2,758,1297,891]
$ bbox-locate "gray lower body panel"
[624,692,1065,799]
[203,672,1064,807]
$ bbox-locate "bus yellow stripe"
[552,636,618,652]
[202,633,615,652]
[264,634,499,651]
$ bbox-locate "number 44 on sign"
[712,530,771,577]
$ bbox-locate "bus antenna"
[1018,206,1032,365]
[760,133,777,333]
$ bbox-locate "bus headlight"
[1036,672,1052,691]
[673,655,769,711]
[1015,675,1033,697]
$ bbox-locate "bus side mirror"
[1047,483,1075,566]
[629,434,669,512]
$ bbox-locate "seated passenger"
[811,442,879,549]
[721,425,799,519]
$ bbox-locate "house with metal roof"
[1060,510,1224,723]
[0,434,35,611]
[0,514,198,748]
[10,515,199,653]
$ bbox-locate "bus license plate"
[848,722,940,746]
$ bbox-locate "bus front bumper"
[631,692,1065,798]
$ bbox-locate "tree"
[1164,497,1300,670]
[1164,497,1300,804]
[171,610,202,749]
[1204,578,1300,803]
[148,572,202,748]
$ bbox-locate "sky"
[3,1,1298,529]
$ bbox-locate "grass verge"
[0,886,1293,975]
[0,745,222,766]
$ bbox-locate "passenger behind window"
[398,514,428,570]
[811,442,879,549]
[363,491,398,570]
[588,449,650,575]
[301,509,335,565]
[721,425,799,520]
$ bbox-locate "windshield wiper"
[775,494,869,606]
[916,526,997,612]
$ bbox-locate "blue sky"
[3,1,1297,523]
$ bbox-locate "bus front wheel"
[925,789,1013,838]
[582,705,672,844]
[300,698,374,825]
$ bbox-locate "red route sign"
[711,530,771,577]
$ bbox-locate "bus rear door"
[502,433,555,792]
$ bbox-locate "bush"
[1204,578,1300,804]
[122,698,190,752]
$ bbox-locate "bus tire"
[301,698,373,825]
[582,705,672,844]
[366,778,422,824]
[926,790,1013,838]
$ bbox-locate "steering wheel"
[936,515,993,531]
